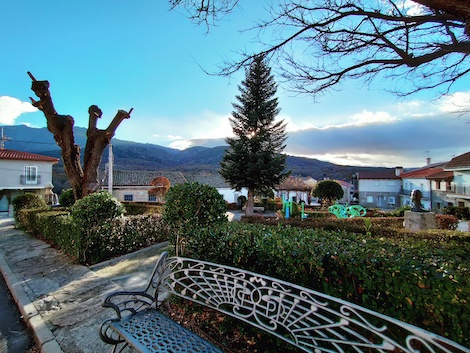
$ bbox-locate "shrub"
[162,182,227,256]
[11,193,47,225]
[182,222,469,345]
[84,214,168,264]
[443,206,470,220]
[122,202,163,215]
[436,214,459,230]
[70,191,125,230]
[59,188,75,207]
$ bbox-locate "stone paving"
[0,215,167,353]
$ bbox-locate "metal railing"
[20,175,41,185]
[449,184,470,196]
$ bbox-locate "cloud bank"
[169,91,470,168]
[0,96,37,125]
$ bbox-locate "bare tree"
[171,0,469,98]
[28,72,132,200]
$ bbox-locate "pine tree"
[220,55,289,216]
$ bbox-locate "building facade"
[0,149,59,212]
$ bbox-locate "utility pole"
[108,143,113,194]
[0,127,10,149]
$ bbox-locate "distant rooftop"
[445,151,470,170]
[0,149,59,163]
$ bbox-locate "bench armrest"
[99,290,156,344]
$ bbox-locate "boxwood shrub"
[182,222,469,345]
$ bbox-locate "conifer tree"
[220,55,289,216]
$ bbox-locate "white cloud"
[0,96,38,125]
[349,110,397,125]
[167,134,185,141]
[437,91,470,113]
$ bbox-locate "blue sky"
[1,0,469,168]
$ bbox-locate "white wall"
[0,160,53,189]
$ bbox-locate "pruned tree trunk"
[245,188,255,216]
[28,72,131,200]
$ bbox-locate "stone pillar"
[404,211,436,231]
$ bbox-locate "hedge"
[16,209,168,264]
[181,222,469,345]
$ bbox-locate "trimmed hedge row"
[242,214,460,236]
[181,222,470,345]
[16,209,168,264]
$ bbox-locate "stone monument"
[404,189,436,231]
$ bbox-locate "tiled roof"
[445,151,470,170]
[0,149,59,163]
[401,166,446,179]
[102,170,187,186]
[102,170,233,189]
[425,170,453,180]
[183,172,231,188]
[357,171,401,180]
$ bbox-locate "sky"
[1,0,469,169]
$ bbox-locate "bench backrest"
[144,252,468,353]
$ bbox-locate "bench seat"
[111,309,223,353]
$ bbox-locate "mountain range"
[1,125,390,189]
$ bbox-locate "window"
[148,194,157,202]
[124,194,134,202]
[366,196,373,203]
[388,197,395,204]
[24,166,38,184]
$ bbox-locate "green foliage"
[391,204,412,217]
[70,191,125,230]
[15,209,168,265]
[312,180,344,205]
[123,202,163,215]
[82,214,168,264]
[183,221,469,345]
[220,55,289,195]
[443,206,470,220]
[162,182,228,255]
[59,188,75,207]
[11,193,47,224]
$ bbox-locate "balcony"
[449,184,470,196]
[20,175,42,185]
[399,188,431,199]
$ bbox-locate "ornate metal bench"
[99,252,468,353]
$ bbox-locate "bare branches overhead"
[171,0,470,98]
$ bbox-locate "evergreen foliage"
[70,191,125,230]
[59,188,75,207]
[162,182,228,256]
[312,180,344,206]
[220,55,289,215]
[11,193,47,224]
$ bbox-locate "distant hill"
[1,125,390,189]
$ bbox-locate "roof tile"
[0,149,59,163]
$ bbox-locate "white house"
[399,162,448,210]
[0,149,59,212]
[355,168,402,209]
[101,170,248,205]
[444,151,470,208]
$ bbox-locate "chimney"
[426,157,431,166]
[395,166,403,177]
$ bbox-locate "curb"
[0,252,64,353]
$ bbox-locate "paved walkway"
[0,214,168,353]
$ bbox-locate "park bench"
[99,252,468,353]
[242,205,265,212]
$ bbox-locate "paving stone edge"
[0,254,64,353]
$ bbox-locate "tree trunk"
[28,72,131,200]
[245,188,255,216]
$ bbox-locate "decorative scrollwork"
[329,204,367,218]
[163,255,469,353]
[101,253,469,353]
